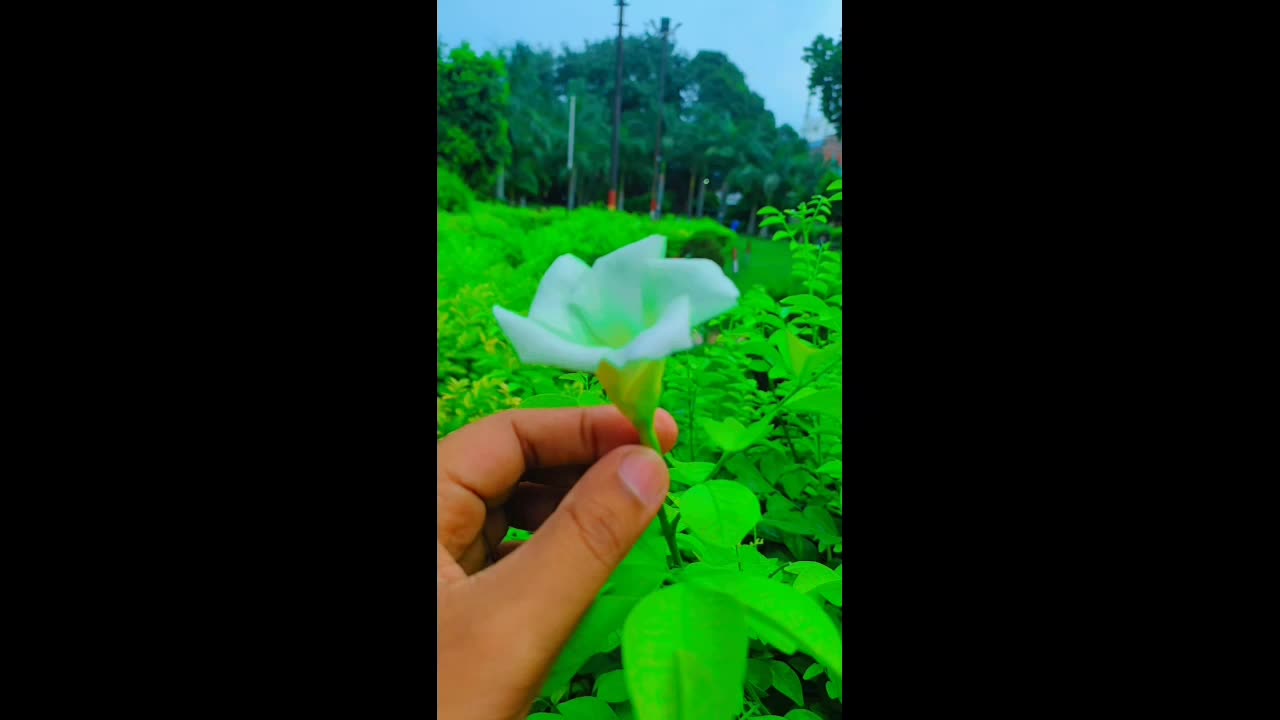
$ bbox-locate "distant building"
[803,108,841,172]
[820,135,842,170]
[808,134,842,172]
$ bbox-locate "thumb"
[478,444,669,664]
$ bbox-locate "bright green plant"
[437,166,474,213]
[438,42,512,195]
[458,184,844,720]
[436,201,753,439]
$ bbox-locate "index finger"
[437,406,678,507]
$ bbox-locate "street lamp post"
[609,0,627,212]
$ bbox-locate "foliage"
[440,32,837,233]
[802,33,842,140]
[438,42,513,195]
[437,166,474,213]
[438,181,844,719]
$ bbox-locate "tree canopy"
[802,31,842,140]
[438,31,842,228]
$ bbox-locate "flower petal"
[604,294,694,367]
[643,258,741,327]
[568,267,644,347]
[595,235,667,269]
[527,254,592,339]
[570,235,669,337]
[493,306,610,372]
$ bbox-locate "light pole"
[609,0,627,212]
[650,17,678,220]
[567,95,577,211]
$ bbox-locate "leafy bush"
[437,166,474,213]
[438,185,844,719]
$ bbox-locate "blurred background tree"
[803,30,842,140]
[438,28,842,230]
[437,42,513,196]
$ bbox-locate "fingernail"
[619,448,668,509]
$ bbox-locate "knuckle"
[565,496,627,569]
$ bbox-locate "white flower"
[493,235,740,372]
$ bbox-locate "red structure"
[820,136,843,169]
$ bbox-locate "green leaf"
[801,506,838,538]
[685,575,842,682]
[784,388,841,419]
[769,661,804,707]
[826,179,842,192]
[528,714,561,720]
[780,469,811,500]
[813,579,843,607]
[746,659,773,691]
[725,455,772,496]
[825,679,841,700]
[558,696,619,720]
[772,230,791,242]
[669,461,716,487]
[759,509,814,536]
[815,460,843,479]
[786,711,825,720]
[801,345,841,379]
[677,534,739,566]
[790,563,839,594]
[595,670,629,703]
[679,480,762,548]
[829,191,842,201]
[757,206,781,216]
[604,520,670,596]
[622,584,748,720]
[698,417,771,454]
[770,329,824,379]
[802,663,823,681]
[736,545,781,578]
[779,294,830,316]
[698,417,747,453]
[758,216,786,228]
[543,594,645,696]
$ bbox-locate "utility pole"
[567,95,577,211]
[650,17,678,220]
[609,0,627,212]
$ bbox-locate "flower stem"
[706,450,730,481]
[641,423,684,569]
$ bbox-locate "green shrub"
[437,166,474,213]
[438,185,846,719]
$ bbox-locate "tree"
[503,43,560,204]
[803,32,842,140]
[439,30,833,216]
[438,43,513,195]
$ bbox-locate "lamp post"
[608,0,627,212]
[567,95,577,211]
[650,17,677,220]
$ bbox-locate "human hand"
[437,406,678,719]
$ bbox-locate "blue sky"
[438,0,841,137]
